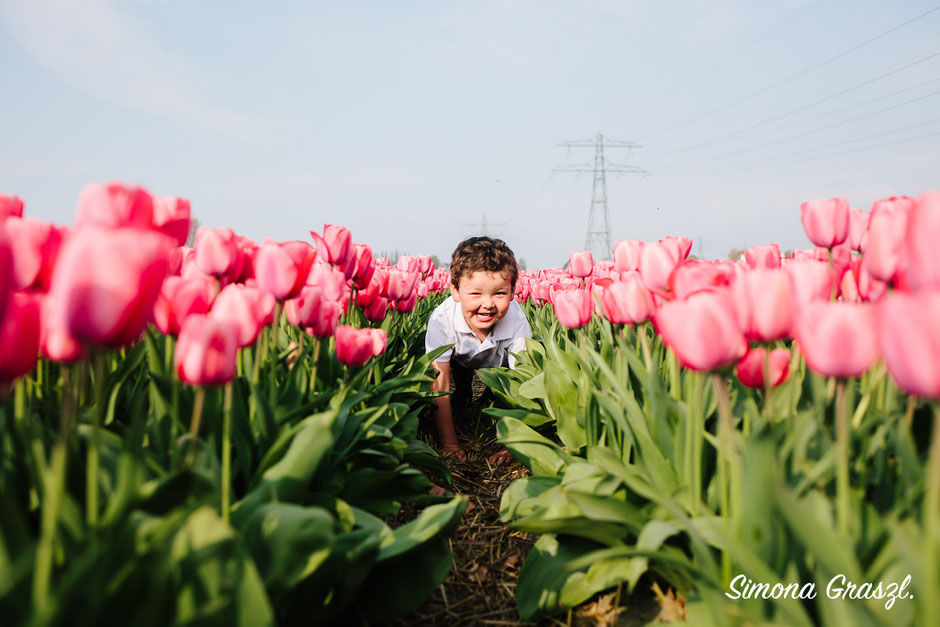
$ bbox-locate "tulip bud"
[334,325,375,366]
[364,296,388,323]
[307,299,342,339]
[552,288,592,329]
[639,240,680,292]
[905,191,940,291]
[744,244,781,270]
[210,284,272,347]
[194,227,239,277]
[175,314,238,386]
[75,182,154,231]
[310,224,352,266]
[654,289,746,372]
[735,348,790,389]
[152,196,191,247]
[800,197,849,248]
[0,292,41,383]
[568,251,594,278]
[599,274,654,325]
[3,217,67,291]
[0,194,25,223]
[731,269,793,342]
[368,328,387,357]
[877,291,940,398]
[794,301,880,378]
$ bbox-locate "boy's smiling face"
[452,270,513,341]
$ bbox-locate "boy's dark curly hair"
[449,236,519,289]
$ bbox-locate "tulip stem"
[668,351,681,400]
[712,374,739,585]
[637,322,652,371]
[86,351,105,526]
[761,347,773,429]
[269,302,282,411]
[308,337,320,398]
[835,379,851,536]
[924,403,940,624]
[33,363,79,615]
[686,371,704,513]
[221,382,233,523]
[904,395,916,427]
[185,387,206,468]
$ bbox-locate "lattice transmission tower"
[555,133,646,260]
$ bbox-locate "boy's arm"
[431,360,465,460]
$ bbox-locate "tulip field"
[1,187,939,625]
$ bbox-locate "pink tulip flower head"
[253,239,310,301]
[175,314,238,386]
[800,197,849,248]
[334,325,375,367]
[664,236,693,261]
[395,289,418,313]
[210,284,274,347]
[613,239,644,272]
[194,227,239,277]
[905,191,940,291]
[653,289,747,372]
[568,251,594,278]
[847,207,871,252]
[0,232,13,325]
[794,301,880,378]
[152,196,191,247]
[785,260,835,306]
[75,182,155,231]
[47,227,171,348]
[39,292,84,363]
[0,194,24,223]
[364,296,388,323]
[305,262,346,302]
[863,196,913,285]
[735,347,790,389]
[670,260,735,301]
[387,269,418,302]
[599,273,655,325]
[731,269,793,342]
[639,240,681,292]
[307,298,343,339]
[744,243,782,270]
[3,218,67,291]
[153,274,218,336]
[310,224,352,266]
[552,288,593,329]
[0,292,41,383]
[351,243,375,289]
[877,290,940,398]
[368,328,387,357]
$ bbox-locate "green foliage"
[0,293,467,625]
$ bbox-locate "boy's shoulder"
[428,296,458,329]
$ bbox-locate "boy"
[425,236,532,463]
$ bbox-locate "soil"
[384,376,683,626]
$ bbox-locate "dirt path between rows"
[387,378,682,626]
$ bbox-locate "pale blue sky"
[1,0,938,267]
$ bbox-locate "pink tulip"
[351,244,375,289]
[639,240,680,292]
[800,197,849,248]
[47,227,171,348]
[599,274,654,325]
[175,314,238,386]
[310,224,352,266]
[39,293,84,362]
[152,196,191,247]
[670,260,735,300]
[368,328,387,357]
[654,289,746,371]
[395,289,418,313]
[864,196,913,284]
[731,269,792,342]
[253,240,314,301]
[334,325,375,366]
[284,285,326,328]
[664,236,693,261]
[75,182,154,231]
[0,232,12,323]
[305,262,346,302]
[0,292,41,383]
[847,207,870,251]
[387,269,418,302]
[194,227,239,277]
[552,288,592,329]
[794,301,880,378]
[3,217,67,291]
[877,291,940,398]
[356,279,381,308]
[210,284,273,347]
[735,347,790,389]
[744,244,781,270]
[613,239,643,272]
[153,275,218,336]
[785,260,834,305]
[307,299,342,339]
[568,251,594,278]
[0,194,24,223]
[905,191,940,291]
[364,296,388,323]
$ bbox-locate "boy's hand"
[487,447,514,466]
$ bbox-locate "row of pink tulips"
[511,192,939,400]
[0,184,450,390]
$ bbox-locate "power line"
[642,48,940,164]
[654,126,940,177]
[638,4,940,141]
[652,87,940,172]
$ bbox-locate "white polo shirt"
[425,297,532,369]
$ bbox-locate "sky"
[1,0,938,268]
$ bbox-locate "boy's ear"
[450,282,462,302]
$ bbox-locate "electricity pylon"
[555,133,645,260]
[463,213,507,237]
